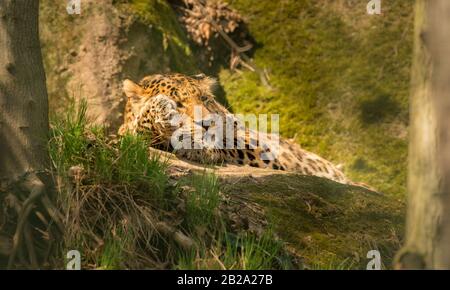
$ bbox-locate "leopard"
[118,73,374,190]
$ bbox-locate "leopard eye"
[200,95,208,102]
[176,101,184,107]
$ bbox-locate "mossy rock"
[220,173,404,269]
[165,155,404,270]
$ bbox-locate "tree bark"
[0,0,49,183]
[0,1,55,268]
[396,0,450,269]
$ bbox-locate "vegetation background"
[31,0,414,269]
[40,0,413,197]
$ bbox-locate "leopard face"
[120,73,227,128]
[118,73,233,162]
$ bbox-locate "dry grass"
[49,101,177,269]
[61,182,163,269]
[46,101,292,269]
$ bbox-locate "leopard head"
[122,73,226,120]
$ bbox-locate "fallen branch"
[196,1,272,89]
[173,0,272,89]
[155,221,195,250]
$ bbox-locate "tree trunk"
[396,0,450,269]
[0,0,49,183]
[0,0,57,269]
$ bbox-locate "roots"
[2,172,63,269]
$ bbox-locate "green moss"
[121,0,197,73]
[126,0,180,31]
[222,174,405,269]
[220,0,413,198]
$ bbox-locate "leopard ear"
[123,79,144,102]
[197,75,217,95]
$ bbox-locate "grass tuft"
[49,101,171,268]
[176,230,290,270]
[184,171,221,230]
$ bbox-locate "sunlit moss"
[220,0,413,197]
[222,174,405,269]
[122,0,197,73]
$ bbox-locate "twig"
[189,0,273,89]
[24,223,39,269]
[41,195,65,233]
[210,249,227,270]
[7,174,45,269]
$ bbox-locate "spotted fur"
[119,73,373,189]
